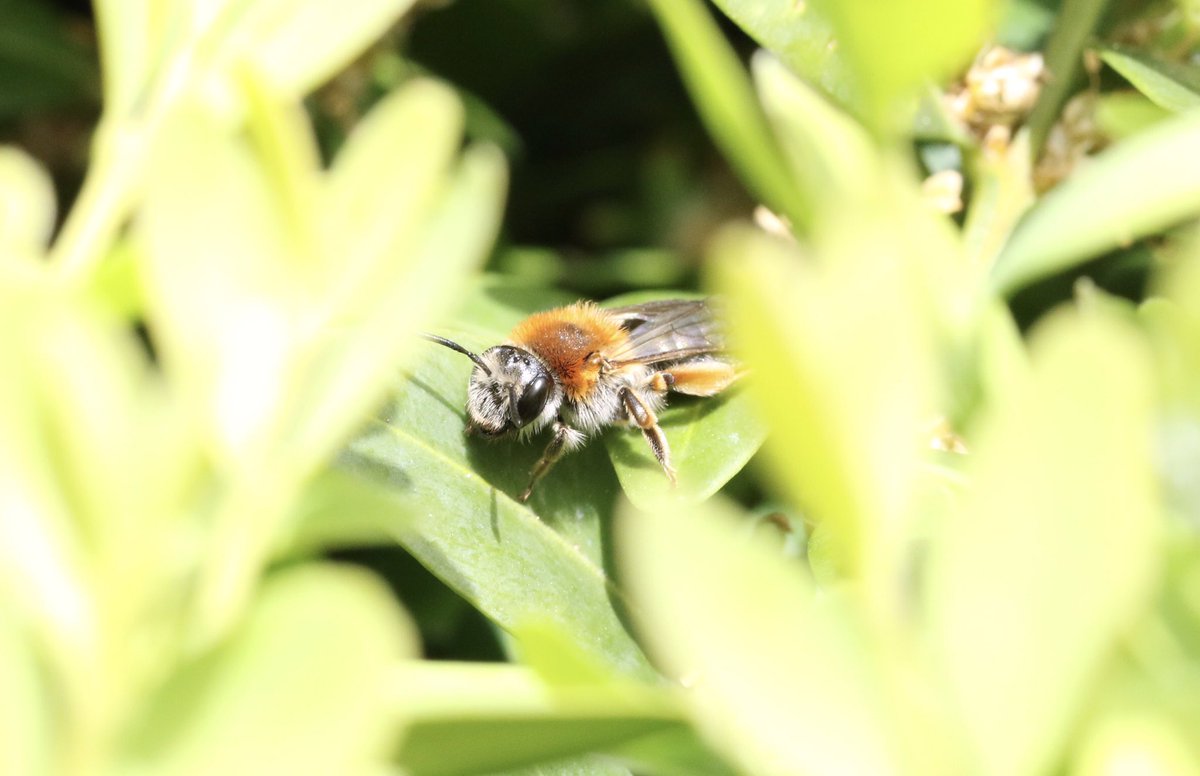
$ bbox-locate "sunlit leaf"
[138,109,300,470]
[709,0,857,110]
[619,497,906,776]
[0,608,49,776]
[751,52,877,220]
[962,128,1035,268]
[1094,92,1172,139]
[0,146,55,259]
[1100,46,1200,113]
[220,0,417,97]
[643,0,811,233]
[711,220,938,585]
[1026,0,1109,152]
[89,0,155,116]
[122,564,416,776]
[391,661,678,776]
[993,109,1200,294]
[926,307,1162,776]
[811,0,996,130]
[289,142,508,478]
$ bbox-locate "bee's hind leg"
[521,420,585,502]
[620,387,677,486]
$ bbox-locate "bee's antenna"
[421,333,492,375]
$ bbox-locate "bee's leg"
[620,387,677,485]
[521,420,585,502]
[652,358,740,397]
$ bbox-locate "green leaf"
[618,497,907,775]
[605,391,764,510]
[710,222,938,583]
[343,277,655,679]
[289,141,508,478]
[962,128,1035,267]
[750,52,878,221]
[122,564,417,776]
[926,307,1162,776]
[219,0,418,97]
[643,0,811,233]
[992,109,1200,294]
[391,662,678,776]
[138,109,300,471]
[1094,91,1172,139]
[0,146,56,259]
[1100,46,1200,113]
[90,0,155,116]
[0,609,49,776]
[1026,0,1109,153]
[811,0,995,131]
[708,0,857,111]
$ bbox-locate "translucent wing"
[606,298,725,366]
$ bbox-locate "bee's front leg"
[619,386,677,486]
[521,420,585,502]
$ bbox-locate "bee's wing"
[606,298,725,366]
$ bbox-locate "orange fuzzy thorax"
[507,302,629,401]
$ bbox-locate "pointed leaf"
[391,662,678,776]
[644,0,811,233]
[1100,46,1200,114]
[619,497,903,776]
[122,564,417,776]
[993,109,1200,294]
[926,308,1162,776]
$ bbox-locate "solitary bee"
[425,298,739,501]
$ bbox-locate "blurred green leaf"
[993,109,1200,294]
[963,129,1035,267]
[289,141,508,478]
[1026,0,1109,153]
[218,0,417,98]
[90,0,156,116]
[995,0,1057,51]
[1100,46,1200,112]
[138,109,301,471]
[711,220,938,585]
[123,564,416,776]
[751,52,877,220]
[619,497,908,775]
[926,307,1162,776]
[391,662,678,776]
[0,610,49,776]
[644,0,811,233]
[0,146,56,259]
[1094,91,1172,139]
[709,0,857,110]
[606,726,738,776]
[812,0,995,131]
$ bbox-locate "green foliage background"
[3,0,1200,774]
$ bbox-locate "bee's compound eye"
[515,374,551,426]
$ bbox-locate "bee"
[425,298,739,502]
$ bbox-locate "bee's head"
[423,335,561,437]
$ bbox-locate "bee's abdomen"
[509,303,627,400]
